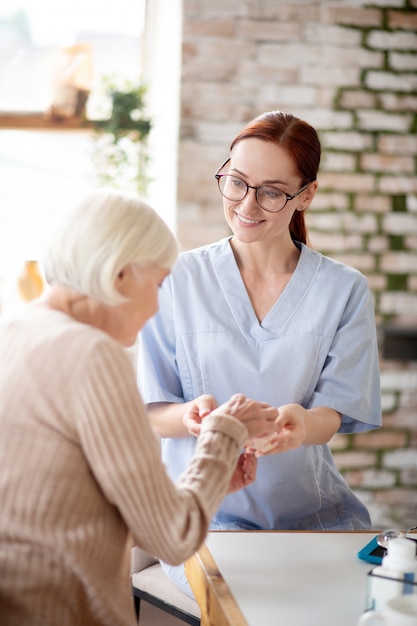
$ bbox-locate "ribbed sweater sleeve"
[0,312,247,626]
[71,336,248,565]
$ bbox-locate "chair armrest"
[131,546,158,574]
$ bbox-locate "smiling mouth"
[235,212,265,225]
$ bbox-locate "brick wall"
[174,0,417,528]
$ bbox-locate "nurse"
[138,110,382,596]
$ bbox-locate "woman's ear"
[115,266,129,293]
[297,180,318,212]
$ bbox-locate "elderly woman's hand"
[227,449,257,493]
[213,393,279,440]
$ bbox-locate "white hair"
[42,188,178,305]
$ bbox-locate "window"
[0,0,147,315]
[0,0,145,115]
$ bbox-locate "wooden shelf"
[0,113,96,130]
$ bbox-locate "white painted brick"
[366,503,396,529]
[379,177,417,194]
[323,6,381,28]
[405,236,417,252]
[256,2,320,21]
[331,451,377,469]
[366,71,417,92]
[357,110,413,132]
[321,152,356,171]
[305,24,361,46]
[381,392,398,412]
[307,214,348,231]
[381,251,417,272]
[301,65,361,87]
[322,152,356,172]
[183,18,237,39]
[257,43,318,68]
[342,469,397,489]
[239,20,301,41]
[388,6,417,24]
[384,449,417,470]
[360,153,415,174]
[308,232,363,251]
[383,408,417,430]
[328,434,350,450]
[315,86,338,108]
[258,85,317,107]
[318,46,383,69]
[408,196,417,212]
[184,1,252,19]
[367,30,417,50]
[339,90,377,109]
[239,59,297,84]
[389,52,417,72]
[401,392,417,412]
[192,121,242,145]
[319,172,375,192]
[367,236,389,253]
[285,109,353,130]
[401,469,417,487]
[311,193,348,211]
[371,0,408,6]
[380,93,417,112]
[355,195,392,213]
[367,274,386,290]
[320,131,374,151]
[318,253,375,272]
[383,214,417,236]
[378,134,417,155]
[380,291,417,317]
[344,213,378,234]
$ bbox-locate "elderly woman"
[0,189,278,626]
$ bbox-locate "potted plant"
[91,76,152,195]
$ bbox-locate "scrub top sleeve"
[309,275,381,433]
[138,278,184,405]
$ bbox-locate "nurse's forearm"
[303,407,342,445]
[147,402,191,438]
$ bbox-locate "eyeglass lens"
[218,175,288,212]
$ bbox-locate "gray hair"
[42,188,178,305]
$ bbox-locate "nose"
[241,185,261,210]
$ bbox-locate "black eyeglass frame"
[215,157,313,214]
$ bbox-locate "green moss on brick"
[386,274,408,291]
[392,195,407,213]
[389,234,404,251]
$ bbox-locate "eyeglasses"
[215,158,312,213]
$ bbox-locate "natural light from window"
[0,0,148,315]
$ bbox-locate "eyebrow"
[230,167,289,187]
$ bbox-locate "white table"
[186,531,376,626]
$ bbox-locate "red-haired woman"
[138,111,382,597]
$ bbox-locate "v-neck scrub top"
[139,239,381,530]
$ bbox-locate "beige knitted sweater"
[0,307,247,626]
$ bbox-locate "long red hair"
[229,111,321,245]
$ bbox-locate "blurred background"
[0,0,416,529]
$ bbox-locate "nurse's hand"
[252,403,307,456]
[252,404,342,455]
[182,394,218,436]
[227,449,257,493]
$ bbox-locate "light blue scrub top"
[139,239,381,530]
